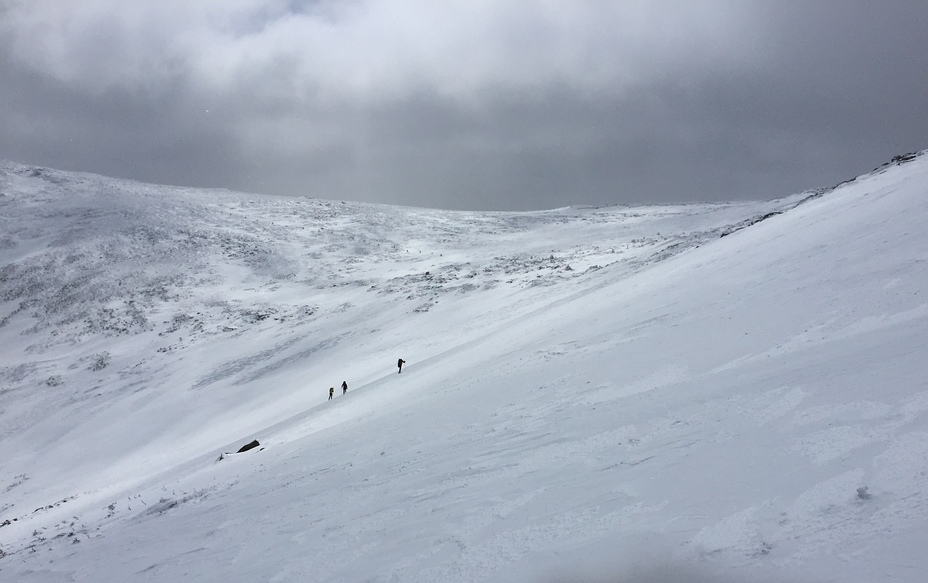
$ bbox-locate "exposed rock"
[237,439,260,453]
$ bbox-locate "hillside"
[1,153,927,582]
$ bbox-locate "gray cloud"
[0,0,752,99]
[1,1,926,210]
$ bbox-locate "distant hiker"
[397,358,405,374]
[342,380,348,395]
[329,387,334,400]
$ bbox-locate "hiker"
[342,380,348,395]
[328,387,334,400]
[397,358,405,374]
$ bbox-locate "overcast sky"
[1,1,926,210]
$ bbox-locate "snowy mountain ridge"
[1,152,927,582]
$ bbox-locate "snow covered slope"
[0,153,926,582]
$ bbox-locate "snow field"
[0,154,927,581]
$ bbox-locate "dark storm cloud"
[0,58,243,189]
[0,1,925,210]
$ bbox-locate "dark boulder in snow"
[237,439,260,453]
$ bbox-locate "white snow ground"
[0,152,926,582]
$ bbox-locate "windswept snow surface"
[1,154,927,582]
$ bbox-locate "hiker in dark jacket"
[397,358,405,373]
[342,380,348,395]
[328,387,334,400]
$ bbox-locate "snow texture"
[1,152,927,582]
